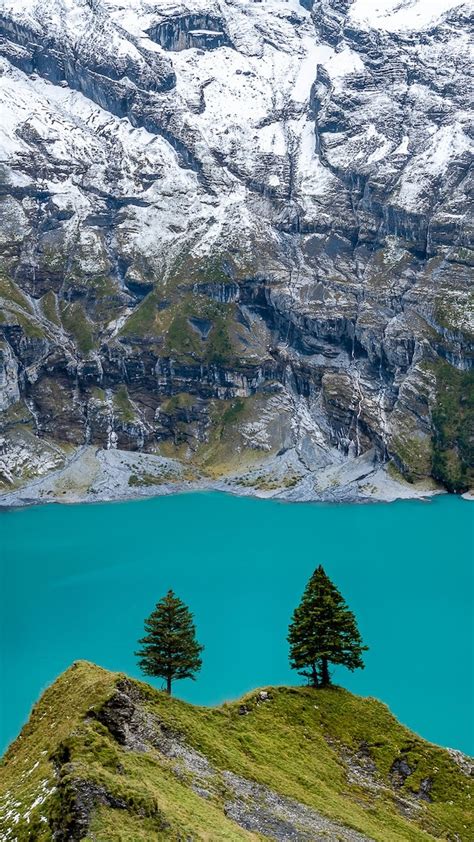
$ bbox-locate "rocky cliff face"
[0,0,472,503]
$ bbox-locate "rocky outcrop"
[223,770,373,841]
[0,341,19,411]
[0,0,472,501]
[148,14,232,51]
[50,778,129,842]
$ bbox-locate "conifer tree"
[288,565,367,687]
[136,590,203,695]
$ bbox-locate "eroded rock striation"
[0,0,472,503]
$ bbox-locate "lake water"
[1,493,472,756]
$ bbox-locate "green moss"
[113,386,135,423]
[0,399,32,427]
[128,473,161,487]
[86,807,171,841]
[386,461,407,483]
[237,474,301,491]
[61,273,123,326]
[15,312,45,339]
[205,317,233,365]
[0,277,44,337]
[119,292,160,338]
[167,253,247,289]
[59,302,94,354]
[196,398,248,475]
[237,473,302,491]
[166,312,201,358]
[1,662,471,842]
[430,360,474,492]
[237,475,281,490]
[192,257,234,285]
[40,291,60,326]
[187,395,274,479]
[0,274,33,313]
[390,433,433,483]
[128,467,184,487]
[160,393,195,414]
[164,299,236,365]
[220,397,245,427]
[88,275,117,296]
[119,283,240,367]
[283,475,301,488]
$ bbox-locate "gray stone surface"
[0,0,472,501]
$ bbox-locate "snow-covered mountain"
[0,0,472,503]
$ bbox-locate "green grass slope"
[0,662,472,841]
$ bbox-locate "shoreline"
[0,443,454,510]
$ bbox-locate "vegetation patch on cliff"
[390,432,433,483]
[430,360,474,492]
[59,302,95,355]
[164,297,236,366]
[112,386,136,424]
[0,274,34,313]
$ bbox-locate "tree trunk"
[311,663,319,688]
[166,675,172,695]
[321,658,330,687]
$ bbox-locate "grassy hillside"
[0,662,472,841]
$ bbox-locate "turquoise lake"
[1,492,473,756]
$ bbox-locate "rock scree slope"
[0,661,473,840]
[0,0,472,504]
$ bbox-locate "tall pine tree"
[288,565,367,687]
[136,590,203,695]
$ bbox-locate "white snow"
[322,47,365,82]
[0,0,470,268]
[292,40,331,102]
[395,121,471,209]
[188,29,224,36]
[297,120,338,200]
[394,135,410,155]
[423,122,470,174]
[349,0,469,31]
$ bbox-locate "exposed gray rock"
[0,341,19,411]
[0,0,472,502]
[223,770,373,841]
[447,749,474,778]
[390,757,413,787]
[147,14,233,52]
[51,779,128,842]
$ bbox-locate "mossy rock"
[59,301,95,354]
[40,291,61,326]
[160,393,195,414]
[430,360,474,492]
[112,386,136,423]
[0,273,33,313]
[390,432,433,483]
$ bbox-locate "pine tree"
[135,590,203,695]
[288,565,367,687]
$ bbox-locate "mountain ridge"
[0,660,473,840]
